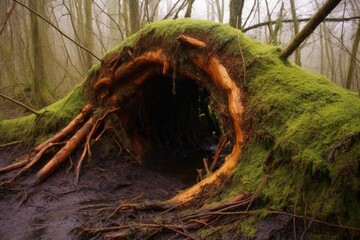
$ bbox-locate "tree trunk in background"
[122,0,130,37]
[290,0,301,66]
[215,0,224,23]
[185,0,195,18]
[84,0,93,70]
[319,24,325,75]
[346,21,360,89]
[0,0,6,87]
[129,0,140,34]
[229,0,244,29]
[29,0,54,107]
[268,1,284,45]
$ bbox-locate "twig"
[203,158,210,175]
[151,221,197,240]
[245,175,270,211]
[0,140,22,148]
[236,31,246,84]
[156,198,194,217]
[0,93,40,116]
[210,132,230,171]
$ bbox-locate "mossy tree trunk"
[1,19,360,239]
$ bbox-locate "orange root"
[34,104,93,152]
[36,117,94,183]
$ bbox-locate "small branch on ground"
[0,140,22,149]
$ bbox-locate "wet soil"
[0,146,213,240]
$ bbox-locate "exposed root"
[3,34,245,213]
[0,159,28,173]
[177,34,207,48]
[36,117,94,183]
[11,142,65,182]
[34,104,93,152]
[1,104,94,184]
[75,106,123,183]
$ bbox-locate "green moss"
[217,41,360,237]
[0,83,85,146]
[1,19,359,238]
[240,216,257,237]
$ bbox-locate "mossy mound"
[0,19,359,238]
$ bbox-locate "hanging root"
[75,107,122,183]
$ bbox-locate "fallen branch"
[0,93,40,116]
[243,16,360,32]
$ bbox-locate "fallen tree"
[1,19,360,238]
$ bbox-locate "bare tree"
[185,0,195,18]
[346,21,360,89]
[29,0,54,106]
[290,0,301,66]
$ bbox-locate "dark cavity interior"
[132,74,220,158]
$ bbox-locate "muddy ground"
[0,145,296,240]
[0,143,214,239]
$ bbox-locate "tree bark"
[229,0,244,29]
[84,0,94,70]
[129,0,140,34]
[184,0,195,18]
[290,0,301,66]
[29,0,54,107]
[280,0,342,60]
[345,21,360,89]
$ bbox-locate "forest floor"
[0,144,205,239]
[0,145,294,240]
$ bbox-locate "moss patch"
[0,83,85,146]
[218,50,360,237]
